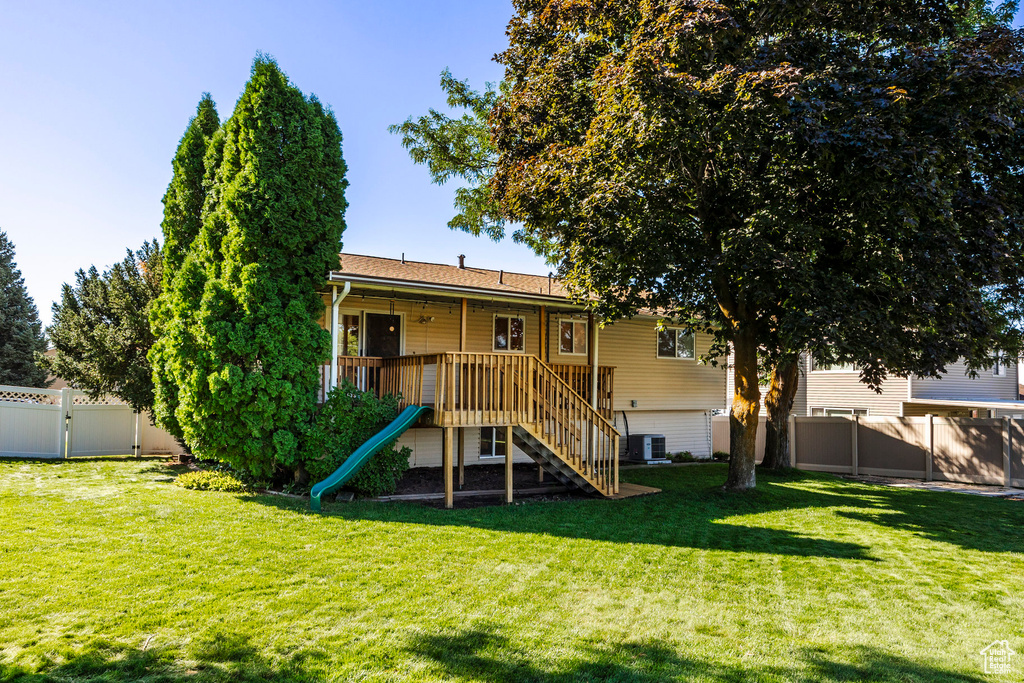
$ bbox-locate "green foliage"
[303,380,409,489]
[390,71,532,251]
[175,469,253,493]
[712,452,730,462]
[348,444,412,497]
[491,0,1024,487]
[670,451,696,464]
[0,230,49,387]
[150,56,348,477]
[42,241,162,412]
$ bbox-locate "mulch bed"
[394,462,560,495]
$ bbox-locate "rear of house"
[319,253,727,476]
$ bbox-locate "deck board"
[607,482,661,499]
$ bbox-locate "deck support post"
[538,464,544,482]
[505,424,514,504]
[458,427,465,488]
[444,427,454,509]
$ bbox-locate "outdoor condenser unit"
[626,434,667,462]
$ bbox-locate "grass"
[0,458,1021,682]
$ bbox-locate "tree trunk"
[762,353,800,469]
[726,328,760,490]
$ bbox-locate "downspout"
[330,281,351,390]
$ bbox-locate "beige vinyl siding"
[613,410,713,458]
[911,359,1020,401]
[555,317,727,412]
[724,353,808,417]
[804,358,908,417]
[395,427,533,468]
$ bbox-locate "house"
[727,354,1024,419]
[317,253,727,503]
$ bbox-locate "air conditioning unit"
[626,434,668,462]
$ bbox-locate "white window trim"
[809,359,859,373]
[479,427,508,459]
[656,327,696,360]
[810,407,870,417]
[492,313,526,353]
[336,308,364,357]
[557,318,588,356]
[992,352,1008,378]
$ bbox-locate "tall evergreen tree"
[0,230,49,387]
[149,95,220,443]
[156,56,348,476]
[42,241,162,412]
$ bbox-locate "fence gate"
[67,392,135,457]
[0,385,181,459]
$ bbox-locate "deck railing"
[320,352,619,495]
[548,364,615,420]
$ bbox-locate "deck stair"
[327,351,621,497]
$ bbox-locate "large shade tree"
[42,241,163,412]
[151,56,348,476]
[0,230,49,387]
[489,0,1024,489]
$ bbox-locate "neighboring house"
[727,354,1024,419]
[318,253,727,487]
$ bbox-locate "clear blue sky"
[0,0,536,327]
[2,3,1022,327]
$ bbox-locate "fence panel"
[139,412,181,455]
[858,418,928,478]
[794,417,853,472]
[710,416,767,462]
[1011,419,1024,488]
[0,386,66,458]
[932,418,1004,485]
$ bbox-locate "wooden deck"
[606,482,661,499]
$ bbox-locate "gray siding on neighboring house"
[911,359,1019,401]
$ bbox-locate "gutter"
[329,281,351,390]
[326,272,579,307]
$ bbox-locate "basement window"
[480,427,507,459]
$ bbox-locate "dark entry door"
[364,313,401,358]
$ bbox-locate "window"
[559,319,587,355]
[339,314,360,356]
[657,327,695,359]
[493,315,525,352]
[811,407,868,417]
[810,359,858,372]
[992,352,1008,377]
[480,427,507,459]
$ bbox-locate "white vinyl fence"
[0,385,181,459]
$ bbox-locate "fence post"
[789,414,797,468]
[59,388,71,458]
[1004,416,1012,488]
[925,415,934,481]
[851,416,859,476]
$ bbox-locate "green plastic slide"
[309,405,431,511]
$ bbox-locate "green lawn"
[1,459,1021,682]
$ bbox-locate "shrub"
[175,470,253,493]
[713,451,730,462]
[347,445,412,497]
[302,380,411,495]
[671,451,696,463]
